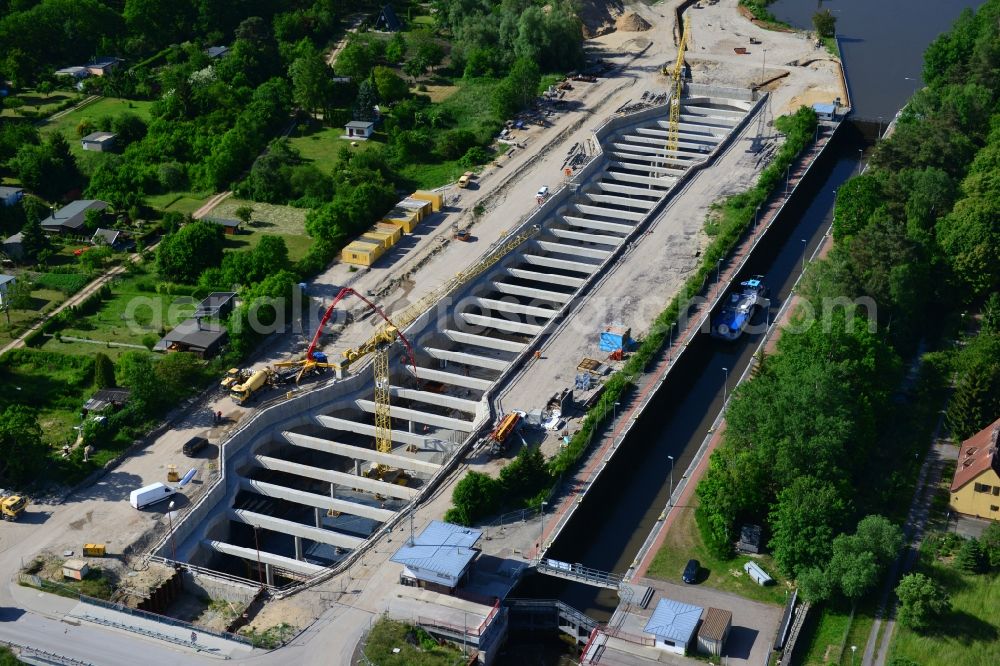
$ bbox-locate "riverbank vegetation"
[445,106,819,526]
[690,0,1000,654]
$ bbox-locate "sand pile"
[615,12,652,32]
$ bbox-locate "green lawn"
[0,89,84,119]
[288,124,379,174]
[0,286,69,340]
[39,273,197,352]
[0,348,95,449]
[38,97,154,141]
[146,190,212,215]
[361,618,466,666]
[796,596,877,665]
[646,500,791,606]
[890,566,1000,666]
[210,198,313,262]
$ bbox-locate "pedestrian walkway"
[862,439,957,666]
[68,601,253,659]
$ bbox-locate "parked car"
[536,185,549,198]
[182,435,209,457]
[682,559,700,584]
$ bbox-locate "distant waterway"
[767,0,983,119]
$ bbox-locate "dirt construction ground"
[0,2,844,664]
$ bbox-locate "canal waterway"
[768,0,982,119]
[496,2,984,663]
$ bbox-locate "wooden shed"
[362,230,395,250]
[697,607,732,656]
[341,239,384,266]
[411,190,444,212]
[374,222,403,244]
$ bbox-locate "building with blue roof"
[390,520,482,592]
[643,598,703,654]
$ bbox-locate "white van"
[130,483,177,509]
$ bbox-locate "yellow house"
[950,417,1000,520]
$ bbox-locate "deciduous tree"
[0,405,47,486]
[895,573,949,632]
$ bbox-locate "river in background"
[768,0,983,119]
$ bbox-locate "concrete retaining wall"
[181,569,258,605]
[155,371,371,560]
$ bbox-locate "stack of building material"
[599,325,632,352]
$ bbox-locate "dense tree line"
[695,0,1000,602]
[0,0,341,87]
[433,0,584,75]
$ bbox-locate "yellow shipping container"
[341,240,384,266]
[374,222,402,244]
[399,198,432,221]
[411,190,443,212]
[363,230,394,249]
[383,208,420,233]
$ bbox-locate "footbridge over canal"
[153,83,768,589]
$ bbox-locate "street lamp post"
[717,258,723,284]
[538,501,548,558]
[801,238,808,273]
[857,148,864,175]
[167,501,177,562]
[851,645,857,666]
[722,367,729,403]
[613,401,621,430]
[667,455,675,507]
[785,165,790,194]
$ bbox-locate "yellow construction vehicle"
[1,495,28,521]
[230,368,273,404]
[220,368,248,390]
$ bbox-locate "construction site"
[0,2,850,664]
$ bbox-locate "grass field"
[0,348,95,448]
[288,125,379,174]
[0,90,83,118]
[38,97,154,141]
[361,618,465,666]
[646,499,791,606]
[211,198,313,262]
[39,274,197,352]
[0,285,69,341]
[146,191,212,215]
[889,566,1000,666]
[796,596,877,665]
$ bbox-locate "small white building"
[81,131,116,152]
[643,598,703,655]
[390,520,482,593]
[344,120,375,140]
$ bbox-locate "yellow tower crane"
[666,22,692,157]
